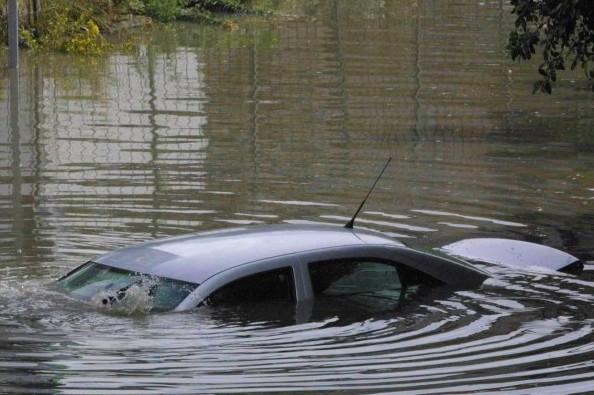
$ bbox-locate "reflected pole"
[9,68,24,257]
[147,44,161,237]
[8,0,19,68]
[330,0,349,140]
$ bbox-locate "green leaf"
[509,0,594,93]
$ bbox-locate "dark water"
[1,1,594,393]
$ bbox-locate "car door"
[175,255,306,311]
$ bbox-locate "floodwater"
[1,1,593,393]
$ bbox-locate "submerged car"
[56,223,583,314]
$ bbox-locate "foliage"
[1,0,261,55]
[107,0,254,23]
[8,1,113,55]
[190,0,253,14]
[179,0,258,24]
[113,0,147,15]
[143,0,188,23]
[508,0,594,93]
[63,19,112,55]
[19,27,41,51]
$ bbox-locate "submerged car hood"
[95,224,405,284]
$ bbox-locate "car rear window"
[309,259,402,297]
[307,258,441,312]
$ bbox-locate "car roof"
[95,224,406,284]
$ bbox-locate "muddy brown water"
[1,2,593,393]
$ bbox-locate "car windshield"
[57,261,198,312]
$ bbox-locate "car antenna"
[344,157,392,229]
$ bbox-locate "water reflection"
[0,0,593,393]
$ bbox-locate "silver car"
[56,224,582,313]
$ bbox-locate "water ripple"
[0,270,586,394]
[1,1,593,393]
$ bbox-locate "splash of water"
[91,283,153,316]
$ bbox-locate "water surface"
[1,1,593,393]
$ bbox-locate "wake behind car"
[56,223,583,314]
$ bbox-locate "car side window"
[206,267,295,306]
[308,259,402,298]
